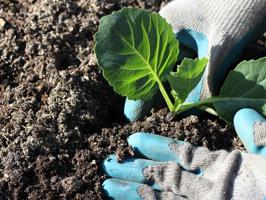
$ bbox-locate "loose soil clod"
[0,0,265,199]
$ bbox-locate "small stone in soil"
[61,176,84,193]
[0,18,6,29]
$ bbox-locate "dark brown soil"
[0,0,265,199]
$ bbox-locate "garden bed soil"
[0,0,265,199]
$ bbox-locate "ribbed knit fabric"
[159,0,266,98]
[138,143,266,200]
[254,121,266,146]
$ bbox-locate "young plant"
[94,8,266,123]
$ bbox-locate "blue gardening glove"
[124,0,266,122]
[102,130,266,199]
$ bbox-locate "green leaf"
[168,58,208,104]
[214,57,266,122]
[176,57,266,122]
[94,8,179,101]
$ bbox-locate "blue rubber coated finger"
[176,29,208,59]
[102,178,144,200]
[124,90,166,122]
[103,154,161,185]
[128,132,186,162]
[124,98,154,122]
[234,108,266,156]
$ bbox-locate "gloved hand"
[124,0,266,122]
[102,109,266,200]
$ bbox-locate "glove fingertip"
[234,108,265,154]
[127,132,182,162]
[102,178,143,200]
[124,98,153,122]
[102,154,116,175]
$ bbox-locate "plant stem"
[176,96,260,114]
[176,98,215,113]
[198,106,218,116]
[157,81,174,111]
